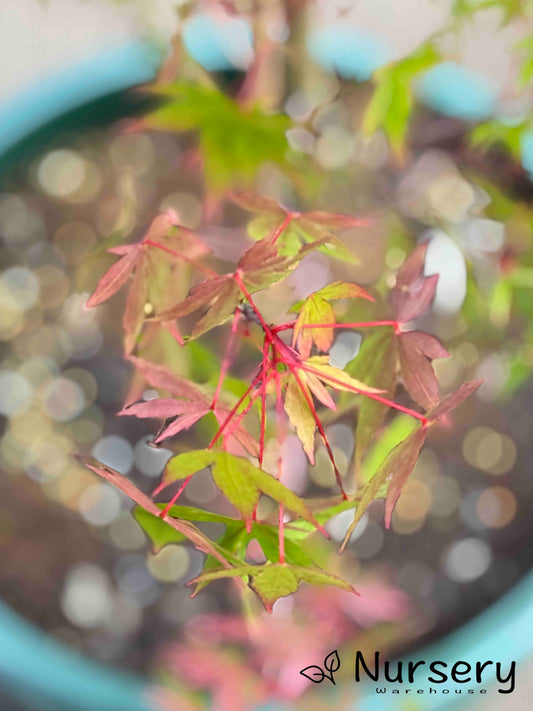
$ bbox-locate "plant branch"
[271,212,295,245]
[233,270,275,342]
[208,369,264,449]
[273,356,287,563]
[210,308,242,410]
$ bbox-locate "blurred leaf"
[123,256,149,354]
[363,44,440,158]
[187,340,221,383]
[129,355,207,401]
[451,0,524,22]
[232,191,366,262]
[349,329,398,470]
[489,278,513,328]
[501,352,533,396]
[427,380,483,421]
[471,119,527,158]
[141,83,291,192]
[517,34,533,88]
[86,213,210,353]
[119,398,211,442]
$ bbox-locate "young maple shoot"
[80,203,481,611]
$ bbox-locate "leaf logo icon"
[300,650,340,685]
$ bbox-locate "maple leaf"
[230,191,370,262]
[120,357,259,456]
[293,295,335,358]
[275,354,383,480]
[164,450,327,535]
[284,377,317,463]
[128,355,208,401]
[138,83,291,193]
[398,331,449,411]
[390,242,439,324]
[85,211,211,353]
[291,281,374,357]
[75,455,231,567]
[427,379,484,421]
[188,562,356,612]
[302,356,385,396]
[85,243,141,308]
[118,398,212,442]
[152,235,331,339]
[383,427,427,528]
[341,426,427,548]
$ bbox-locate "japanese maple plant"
[77,189,481,612]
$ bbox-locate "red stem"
[231,369,274,432]
[273,361,287,563]
[271,213,294,245]
[210,308,242,410]
[159,476,193,518]
[208,369,264,449]
[258,339,270,468]
[273,320,399,334]
[233,270,275,343]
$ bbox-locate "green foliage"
[134,506,187,550]
[347,329,398,472]
[451,0,525,23]
[363,44,440,158]
[142,83,291,192]
[165,450,324,533]
[190,562,355,612]
[471,119,528,159]
[235,193,364,263]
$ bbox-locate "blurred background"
[2,0,533,709]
